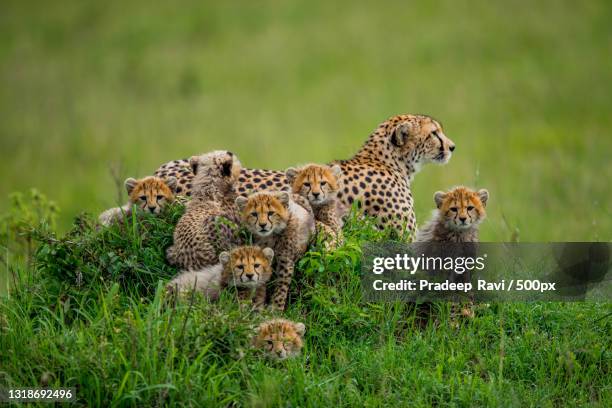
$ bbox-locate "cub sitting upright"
[166,151,242,270]
[416,186,489,242]
[236,191,315,310]
[98,176,177,226]
[285,164,346,249]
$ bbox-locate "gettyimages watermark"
[362,242,611,302]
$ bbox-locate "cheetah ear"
[434,191,446,209]
[330,164,342,179]
[219,251,230,265]
[293,322,306,337]
[229,154,242,179]
[478,189,489,207]
[165,176,178,193]
[262,247,274,262]
[276,192,290,207]
[235,196,248,212]
[189,156,200,175]
[124,178,138,195]
[285,167,298,184]
[221,157,233,177]
[390,122,414,147]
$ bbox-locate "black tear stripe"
[435,132,444,151]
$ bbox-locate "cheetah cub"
[285,164,346,249]
[252,318,306,360]
[98,176,177,226]
[416,186,489,242]
[220,245,275,308]
[166,245,274,307]
[236,191,315,311]
[416,186,489,320]
[166,151,242,270]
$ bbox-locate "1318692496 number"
[1,388,75,402]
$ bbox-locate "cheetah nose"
[276,350,283,357]
[259,223,267,229]
[245,274,254,281]
[312,192,320,198]
[449,144,455,152]
[459,217,467,223]
[148,206,157,213]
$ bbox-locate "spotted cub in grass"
[236,191,315,311]
[285,164,346,249]
[98,176,177,226]
[220,245,275,308]
[252,318,306,360]
[416,186,489,242]
[166,151,242,271]
[166,245,274,307]
[416,186,489,320]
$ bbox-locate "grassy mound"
[0,205,610,406]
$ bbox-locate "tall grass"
[0,207,610,406]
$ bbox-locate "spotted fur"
[416,186,489,242]
[166,245,274,306]
[166,151,242,270]
[235,191,315,311]
[252,318,306,360]
[285,164,345,249]
[153,114,455,236]
[98,176,177,226]
[219,245,274,308]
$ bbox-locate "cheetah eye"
[450,207,458,212]
[139,195,147,201]
[268,211,275,216]
[254,263,261,268]
[250,212,258,217]
[303,182,310,187]
[267,340,273,345]
[157,195,165,201]
[237,265,244,270]
[320,181,327,186]
[467,206,474,211]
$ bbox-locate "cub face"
[235,192,290,238]
[189,150,242,182]
[219,246,274,289]
[252,319,306,360]
[125,176,177,214]
[390,115,455,166]
[434,186,489,230]
[285,164,342,206]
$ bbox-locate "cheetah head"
[388,115,455,170]
[434,186,489,231]
[189,150,242,182]
[219,245,274,289]
[285,164,342,206]
[125,176,177,214]
[235,192,290,238]
[252,318,306,360]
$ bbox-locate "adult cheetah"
[154,114,455,235]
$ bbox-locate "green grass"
[1,209,610,406]
[0,0,610,240]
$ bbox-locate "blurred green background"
[1,0,610,241]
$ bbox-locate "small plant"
[34,202,185,298]
[0,189,59,262]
